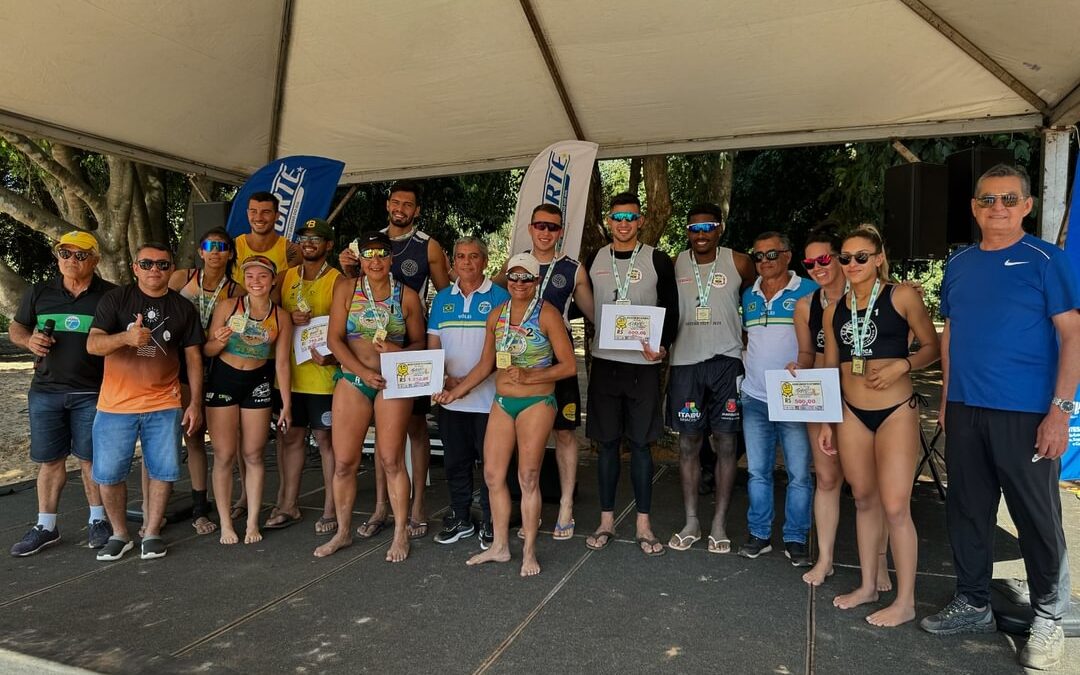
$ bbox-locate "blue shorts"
[28,390,98,463]
[91,409,183,485]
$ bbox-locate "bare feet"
[314,533,353,558]
[244,528,262,545]
[866,602,915,627]
[876,554,893,592]
[520,553,541,577]
[219,528,239,545]
[833,587,879,610]
[468,546,511,566]
[802,560,834,586]
[192,516,218,535]
[385,534,410,563]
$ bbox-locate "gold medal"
[695,306,711,322]
[349,241,360,257]
[496,351,511,369]
[228,315,248,333]
[295,294,310,313]
[851,356,866,376]
[373,328,387,344]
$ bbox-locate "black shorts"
[586,358,662,445]
[288,392,333,430]
[666,354,743,434]
[412,396,431,416]
[553,374,581,430]
[204,359,273,409]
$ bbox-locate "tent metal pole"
[327,185,359,224]
[518,0,585,140]
[267,0,295,164]
[896,0,1048,115]
[1040,128,1070,245]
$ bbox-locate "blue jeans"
[742,395,813,543]
[92,409,183,485]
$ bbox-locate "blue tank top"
[495,300,553,368]
[384,228,432,295]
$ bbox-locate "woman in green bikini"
[434,253,575,576]
[315,231,425,562]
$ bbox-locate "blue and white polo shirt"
[741,271,818,401]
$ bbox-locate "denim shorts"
[28,390,99,463]
[91,408,183,485]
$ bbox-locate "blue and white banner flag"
[1062,153,1080,480]
[510,140,599,261]
[227,155,344,242]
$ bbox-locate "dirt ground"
[0,336,51,486]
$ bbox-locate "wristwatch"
[1050,397,1079,415]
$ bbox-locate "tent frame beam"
[1049,79,1080,126]
[897,0,1047,115]
[519,0,584,140]
[266,0,295,163]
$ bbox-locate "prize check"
[380,349,445,399]
[598,303,665,353]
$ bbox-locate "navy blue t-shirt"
[941,234,1080,413]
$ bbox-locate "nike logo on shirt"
[1003,260,1029,266]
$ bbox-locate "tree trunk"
[0,260,28,319]
[628,157,642,195]
[714,151,736,222]
[641,155,672,246]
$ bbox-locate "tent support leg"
[1040,128,1070,245]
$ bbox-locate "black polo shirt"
[14,274,116,393]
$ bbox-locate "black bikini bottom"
[843,395,917,433]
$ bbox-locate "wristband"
[904,357,913,373]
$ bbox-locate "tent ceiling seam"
[518,0,584,140]
[897,0,1048,116]
[1048,78,1080,126]
[267,0,295,163]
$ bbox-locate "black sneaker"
[10,525,61,557]
[784,542,812,567]
[96,536,134,561]
[434,517,475,545]
[478,521,494,550]
[140,537,168,560]
[919,594,996,635]
[87,519,112,549]
[739,535,772,559]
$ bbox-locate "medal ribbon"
[362,275,393,334]
[691,251,718,308]
[609,243,642,302]
[296,260,328,305]
[849,279,881,358]
[496,294,539,354]
[197,270,228,330]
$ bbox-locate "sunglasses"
[135,259,173,271]
[837,251,875,266]
[529,221,564,232]
[750,249,788,263]
[802,254,833,269]
[687,222,721,233]
[200,240,231,252]
[974,193,1023,208]
[296,235,326,244]
[507,272,537,283]
[608,211,643,223]
[359,248,390,260]
[56,248,94,261]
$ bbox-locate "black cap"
[354,230,392,251]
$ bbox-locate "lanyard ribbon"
[849,279,881,357]
[610,244,642,302]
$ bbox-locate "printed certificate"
[292,315,332,365]
[597,303,666,353]
[380,349,445,399]
[764,368,843,423]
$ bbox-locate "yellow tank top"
[232,234,290,285]
[280,264,341,394]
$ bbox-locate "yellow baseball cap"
[56,231,100,254]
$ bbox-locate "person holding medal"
[204,255,294,546]
[433,253,576,576]
[317,231,426,562]
[169,227,243,536]
[584,192,680,557]
[818,226,938,627]
[666,204,754,554]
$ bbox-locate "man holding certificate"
[584,192,680,557]
[268,218,341,535]
[666,204,755,554]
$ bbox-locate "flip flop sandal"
[356,518,387,539]
[552,520,575,541]
[668,532,701,551]
[230,504,248,521]
[707,536,732,554]
[314,516,338,536]
[264,512,302,530]
[191,516,218,535]
[407,518,429,539]
[585,530,616,551]
[637,536,666,557]
[517,518,542,539]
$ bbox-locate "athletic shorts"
[666,354,743,435]
[586,358,663,445]
[552,374,581,431]
[287,391,333,430]
[412,395,431,416]
[204,359,273,409]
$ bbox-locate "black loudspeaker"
[883,162,948,259]
[945,147,1014,246]
[192,202,232,259]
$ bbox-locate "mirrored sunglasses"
[359,248,391,260]
[136,258,173,271]
[750,249,788,263]
[56,248,94,261]
[608,211,643,222]
[837,251,873,266]
[687,222,721,234]
[506,272,537,283]
[803,254,833,269]
[200,240,231,252]
[974,193,1022,208]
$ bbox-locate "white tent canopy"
[1,0,1078,185]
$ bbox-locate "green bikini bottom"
[334,369,377,402]
[494,394,556,420]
